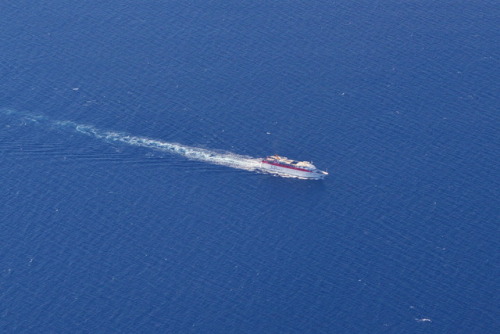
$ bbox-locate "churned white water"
[2,109,315,179]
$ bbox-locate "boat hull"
[260,162,327,179]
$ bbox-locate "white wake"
[55,120,263,172]
[1,108,319,179]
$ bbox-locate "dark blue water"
[1,1,498,333]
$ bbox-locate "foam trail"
[53,120,263,172]
[1,108,313,178]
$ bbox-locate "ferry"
[260,155,328,179]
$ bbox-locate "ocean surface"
[1,1,498,333]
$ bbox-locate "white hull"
[260,162,327,179]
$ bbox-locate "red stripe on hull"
[262,161,313,173]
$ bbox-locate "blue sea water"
[1,1,499,333]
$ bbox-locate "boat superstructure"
[260,155,328,179]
